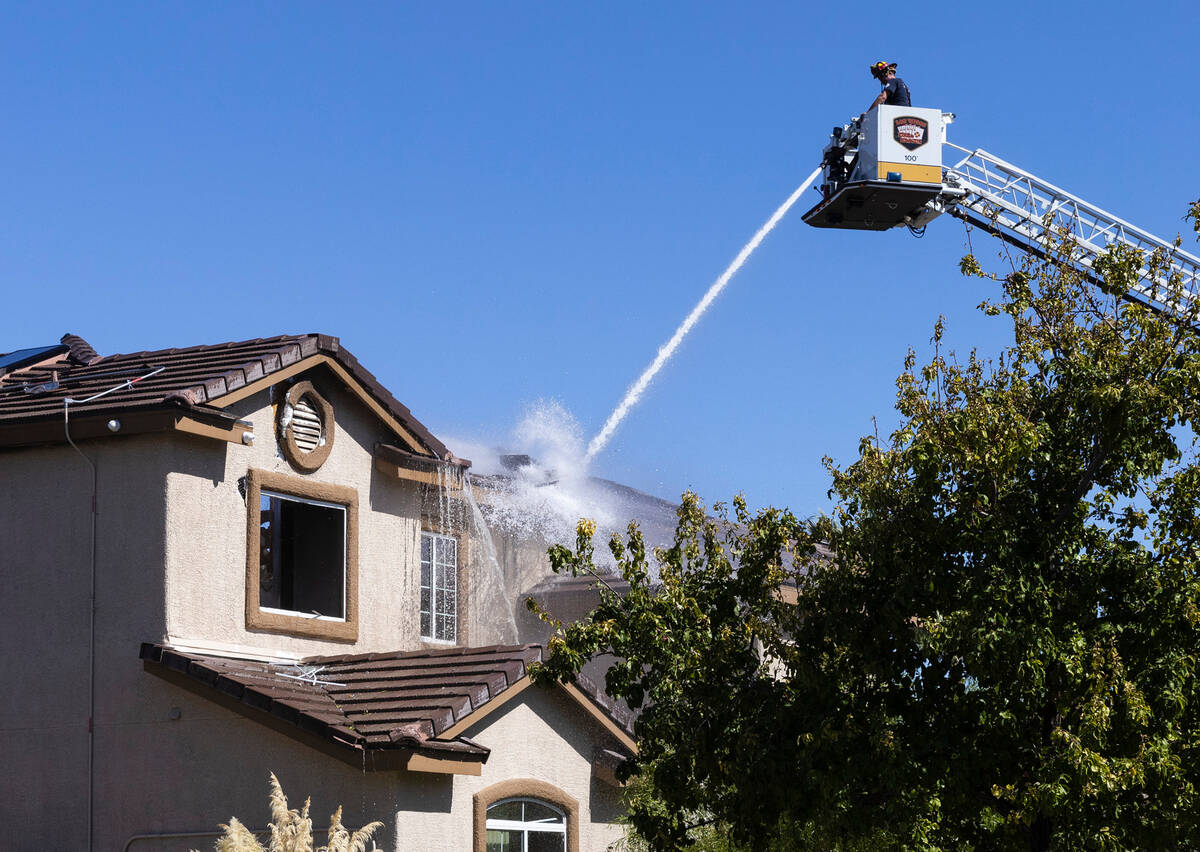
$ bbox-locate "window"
[245,469,358,641]
[259,490,345,619]
[485,799,566,852]
[420,532,457,642]
[473,780,578,852]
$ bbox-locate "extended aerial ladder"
[801,107,1200,312]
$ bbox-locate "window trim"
[485,797,567,849]
[244,468,359,642]
[420,530,460,644]
[473,780,579,852]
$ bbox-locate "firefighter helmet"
[870,61,897,80]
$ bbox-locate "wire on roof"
[63,365,167,406]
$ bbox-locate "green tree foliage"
[533,203,1200,850]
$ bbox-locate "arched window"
[474,779,578,852]
[485,797,567,852]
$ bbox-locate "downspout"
[62,365,165,849]
[63,397,98,851]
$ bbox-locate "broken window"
[259,490,347,620]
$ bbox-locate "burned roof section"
[0,332,452,459]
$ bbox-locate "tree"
[532,203,1200,850]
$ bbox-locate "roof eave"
[374,442,471,488]
[0,333,455,461]
[0,403,252,450]
[140,644,489,775]
[311,338,453,462]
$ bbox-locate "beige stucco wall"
[1,434,173,849]
[96,672,624,851]
[162,372,428,657]
[405,685,627,851]
[2,364,627,849]
[95,666,452,852]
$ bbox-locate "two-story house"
[0,333,633,851]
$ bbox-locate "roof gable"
[0,333,454,461]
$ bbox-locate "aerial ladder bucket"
[801,105,1200,314]
[802,105,953,231]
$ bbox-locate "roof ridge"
[60,333,102,366]
[303,643,542,666]
[102,333,317,362]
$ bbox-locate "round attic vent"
[277,381,334,472]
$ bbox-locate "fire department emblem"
[893,116,929,151]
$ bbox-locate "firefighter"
[868,61,911,109]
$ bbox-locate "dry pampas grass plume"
[195,772,384,852]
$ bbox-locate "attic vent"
[291,395,324,453]
[277,381,334,472]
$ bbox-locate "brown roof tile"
[0,332,453,460]
[140,643,603,767]
[61,333,102,366]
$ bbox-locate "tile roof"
[140,642,633,770]
[0,333,450,458]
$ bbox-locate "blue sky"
[2,2,1197,517]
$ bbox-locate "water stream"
[584,166,824,461]
[436,172,822,638]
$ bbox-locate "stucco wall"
[2,365,627,849]
[1,435,172,849]
[162,372,428,657]
[432,685,627,851]
[1,377,445,847]
[98,670,449,852]
[97,674,624,851]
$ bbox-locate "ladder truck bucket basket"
[802,106,949,231]
[801,105,1200,315]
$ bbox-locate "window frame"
[244,468,359,642]
[473,780,579,852]
[485,797,567,851]
[257,488,347,621]
[420,530,460,644]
